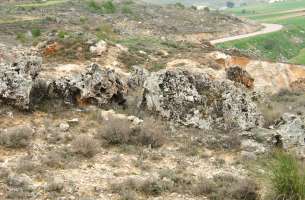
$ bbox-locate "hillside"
[0,1,305,200]
[0,0,260,46]
[142,0,269,8]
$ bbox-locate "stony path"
[210,23,283,45]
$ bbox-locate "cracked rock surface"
[141,68,263,130]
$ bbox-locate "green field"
[219,0,305,64]
[228,0,305,17]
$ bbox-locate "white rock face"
[0,46,42,110]
[141,68,263,130]
[276,113,305,154]
[59,122,70,132]
[90,40,107,56]
[49,63,128,106]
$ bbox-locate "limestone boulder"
[140,68,263,130]
[0,46,42,110]
[48,63,128,106]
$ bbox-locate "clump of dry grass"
[206,174,259,200]
[98,116,165,148]
[110,177,168,198]
[0,125,33,148]
[110,170,259,200]
[72,135,100,158]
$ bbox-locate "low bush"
[111,171,258,199]
[98,116,165,148]
[207,174,259,200]
[174,2,185,9]
[31,28,41,38]
[72,135,100,158]
[101,0,116,13]
[95,23,117,41]
[88,0,116,14]
[111,177,168,197]
[0,126,33,148]
[121,5,132,14]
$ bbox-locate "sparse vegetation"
[0,126,33,148]
[110,170,259,199]
[0,0,304,199]
[95,23,117,41]
[72,135,100,158]
[31,28,41,37]
[266,151,305,200]
[88,0,116,14]
[98,116,165,148]
[174,2,185,9]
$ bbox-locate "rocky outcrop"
[141,68,263,130]
[89,40,107,56]
[290,78,305,92]
[128,66,150,89]
[226,66,254,89]
[275,113,305,157]
[0,47,42,110]
[208,51,305,94]
[48,63,128,106]
[0,45,128,109]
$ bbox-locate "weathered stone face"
[48,63,128,107]
[141,69,263,130]
[226,66,254,89]
[290,78,305,92]
[275,113,305,151]
[0,45,128,110]
[0,47,42,110]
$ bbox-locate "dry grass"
[0,126,33,148]
[98,116,165,148]
[72,135,100,158]
[110,177,168,197]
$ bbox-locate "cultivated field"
[220,0,305,64]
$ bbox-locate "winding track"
[210,23,283,45]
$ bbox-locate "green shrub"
[122,5,132,14]
[16,33,27,43]
[31,28,41,37]
[101,0,116,13]
[88,0,100,11]
[79,16,87,23]
[58,30,68,39]
[268,151,305,200]
[96,23,117,41]
[174,2,185,9]
[88,0,116,14]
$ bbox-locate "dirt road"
[210,23,283,45]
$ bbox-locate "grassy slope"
[219,0,305,64]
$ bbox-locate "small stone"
[90,40,107,56]
[59,122,70,132]
[67,118,79,125]
[45,177,64,192]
